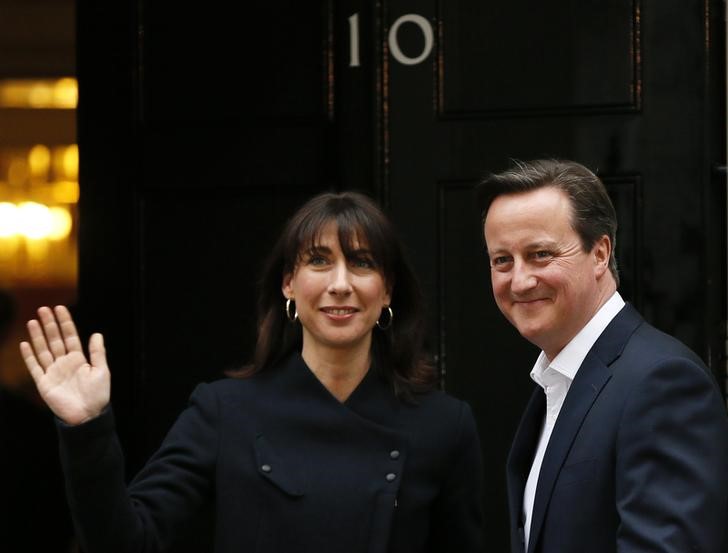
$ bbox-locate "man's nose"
[327,262,353,295]
[510,260,537,294]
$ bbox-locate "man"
[477,159,728,553]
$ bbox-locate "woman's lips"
[320,306,359,319]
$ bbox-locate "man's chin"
[513,322,546,346]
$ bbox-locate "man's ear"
[592,235,612,278]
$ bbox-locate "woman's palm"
[20,306,110,425]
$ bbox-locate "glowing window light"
[52,180,80,204]
[53,145,79,180]
[8,157,29,186]
[28,144,52,179]
[0,202,73,240]
[28,85,54,108]
[62,145,79,180]
[49,207,73,240]
[54,78,78,108]
[17,202,53,239]
[0,79,78,109]
[0,202,18,237]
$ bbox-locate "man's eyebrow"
[486,248,510,256]
[486,241,558,255]
[526,240,558,250]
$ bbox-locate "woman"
[20,192,484,553]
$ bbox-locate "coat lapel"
[525,304,643,553]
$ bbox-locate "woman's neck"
[301,341,371,403]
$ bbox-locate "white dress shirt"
[522,291,625,549]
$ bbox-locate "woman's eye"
[308,255,327,266]
[352,257,374,269]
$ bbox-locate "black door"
[76,1,725,552]
[376,0,725,548]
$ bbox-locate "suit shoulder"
[615,320,720,393]
[627,321,706,366]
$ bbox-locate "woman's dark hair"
[232,191,436,399]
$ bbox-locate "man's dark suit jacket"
[57,353,484,553]
[508,305,728,553]
[507,304,728,553]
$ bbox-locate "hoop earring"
[376,306,393,330]
[285,298,298,322]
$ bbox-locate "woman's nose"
[327,262,353,295]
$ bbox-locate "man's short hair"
[476,159,619,285]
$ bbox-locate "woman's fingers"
[19,340,45,383]
[27,317,55,370]
[55,305,83,353]
[88,333,107,371]
[38,306,67,359]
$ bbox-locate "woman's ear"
[384,282,393,307]
[282,273,294,299]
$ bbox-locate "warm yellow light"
[62,145,79,180]
[7,157,29,186]
[0,235,20,260]
[28,84,54,108]
[49,207,73,240]
[17,202,53,239]
[25,237,49,260]
[0,202,18,237]
[53,146,78,180]
[28,144,52,179]
[0,79,78,109]
[52,180,80,203]
[0,202,74,240]
[54,78,78,108]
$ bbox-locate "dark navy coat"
[58,353,484,553]
[507,304,728,553]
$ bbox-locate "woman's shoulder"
[189,371,279,405]
[404,388,476,429]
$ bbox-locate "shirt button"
[261,464,272,473]
[385,473,397,482]
[389,450,400,460]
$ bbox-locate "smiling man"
[477,159,728,553]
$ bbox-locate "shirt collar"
[530,291,625,388]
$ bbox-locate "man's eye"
[533,250,552,259]
[491,256,512,269]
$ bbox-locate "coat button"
[385,472,397,482]
[261,464,272,473]
[389,450,400,460]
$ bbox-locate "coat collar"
[511,304,643,553]
[267,352,402,431]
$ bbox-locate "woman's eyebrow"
[305,245,332,254]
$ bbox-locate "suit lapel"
[525,304,643,553]
[506,389,545,551]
